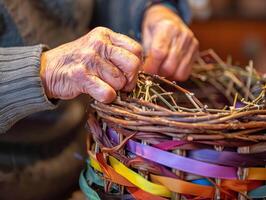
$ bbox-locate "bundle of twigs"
[92,50,266,143]
[81,50,266,200]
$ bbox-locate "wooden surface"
[190,19,266,66]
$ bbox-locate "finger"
[122,69,138,91]
[178,39,199,80]
[143,26,172,74]
[173,38,199,81]
[168,32,193,80]
[110,32,143,59]
[141,25,152,72]
[104,44,141,91]
[79,74,116,103]
[83,54,126,91]
[142,26,152,55]
[159,37,179,77]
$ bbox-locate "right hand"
[40,27,142,103]
[142,5,199,81]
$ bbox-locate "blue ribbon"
[248,185,266,199]
[191,178,213,186]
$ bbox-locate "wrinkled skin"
[40,27,142,103]
[142,5,199,81]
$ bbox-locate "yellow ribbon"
[89,153,171,197]
[89,155,102,172]
[109,156,171,197]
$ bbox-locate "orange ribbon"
[247,168,266,180]
[151,174,215,198]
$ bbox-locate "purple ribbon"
[108,128,237,179]
[188,149,266,167]
[152,141,266,167]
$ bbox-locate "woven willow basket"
[80,50,266,200]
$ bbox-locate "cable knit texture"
[0,45,56,133]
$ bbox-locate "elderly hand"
[40,27,142,103]
[142,5,199,81]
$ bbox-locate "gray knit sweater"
[0,45,56,133]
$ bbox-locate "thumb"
[79,74,117,103]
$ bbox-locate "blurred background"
[0,1,265,200]
[188,0,266,73]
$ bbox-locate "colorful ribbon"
[84,153,266,199]
[81,125,266,199]
[247,168,266,180]
[188,149,266,167]
[154,141,266,167]
[150,174,215,198]
[248,185,266,198]
[109,156,172,197]
[90,152,171,198]
[79,161,104,200]
[108,128,238,179]
[191,178,213,186]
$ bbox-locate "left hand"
[142,4,199,81]
[40,27,142,103]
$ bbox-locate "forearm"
[0,45,56,134]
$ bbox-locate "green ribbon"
[79,160,124,200]
[79,160,103,200]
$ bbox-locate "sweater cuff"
[0,44,56,133]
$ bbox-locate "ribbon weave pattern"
[79,122,266,199]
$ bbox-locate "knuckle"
[108,66,123,79]
[91,26,110,34]
[152,48,167,60]
[124,57,140,83]
[84,51,99,67]
[100,67,126,91]
[159,19,175,29]
[115,76,127,91]
[183,29,194,40]
[91,40,110,58]
[156,20,177,36]
[68,64,86,81]
[103,45,113,59]
[130,57,141,71]
[91,38,105,49]
[115,79,126,91]
[133,43,143,56]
